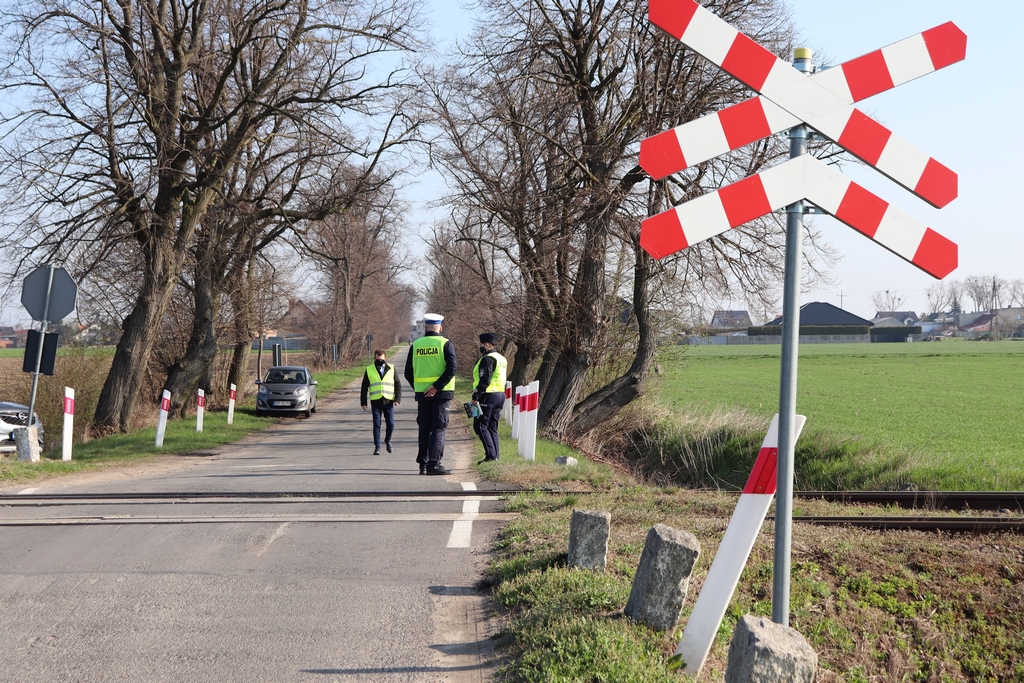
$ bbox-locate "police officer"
[360,349,401,455]
[404,313,457,475]
[472,332,507,464]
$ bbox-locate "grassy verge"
[649,340,1024,491]
[470,418,1024,682]
[0,364,365,485]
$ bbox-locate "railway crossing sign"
[640,0,963,277]
[639,0,964,672]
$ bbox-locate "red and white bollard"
[504,381,513,426]
[196,389,205,432]
[523,380,539,461]
[227,383,237,425]
[62,387,74,461]
[674,413,806,675]
[155,390,171,447]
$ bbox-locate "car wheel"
[303,409,312,418]
[255,409,265,418]
[311,400,317,414]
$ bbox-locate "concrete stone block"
[554,456,578,466]
[725,615,817,683]
[624,524,700,631]
[14,426,40,463]
[567,509,610,571]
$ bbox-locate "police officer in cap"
[472,332,507,464]
[404,314,457,475]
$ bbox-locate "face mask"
[374,359,385,368]
[479,346,487,355]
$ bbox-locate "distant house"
[0,326,17,348]
[870,317,907,328]
[992,307,1024,337]
[274,299,316,336]
[959,313,993,336]
[766,301,872,327]
[710,310,753,329]
[874,310,920,326]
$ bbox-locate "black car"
[255,366,318,417]
[0,401,45,454]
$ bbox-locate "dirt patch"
[0,453,209,494]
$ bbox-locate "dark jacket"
[360,362,402,407]
[404,331,457,400]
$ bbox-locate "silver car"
[0,401,45,454]
[255,366,318,417]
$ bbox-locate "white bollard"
[504,381,513,426]
[155,390,171,447]
[62,387,74,461]
[511,386,523,441]
[196,389,205,432]
[227,383,236,425]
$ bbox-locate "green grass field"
[652,339,1024,490]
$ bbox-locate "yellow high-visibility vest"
[366,364,395,400]
[473,351,507,393]
[412,335,455,393]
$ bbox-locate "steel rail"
[790,516,1024,533]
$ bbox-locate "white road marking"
[448,483,482,548]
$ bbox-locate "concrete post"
[725,615,817,683]
[14,426,41,463]
[624,524,700,631]
[567,509,611,571]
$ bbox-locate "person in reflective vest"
[472,332,507,463]
[403,313,457,475]
[361,349,401,455]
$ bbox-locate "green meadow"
[652,339,1024,490]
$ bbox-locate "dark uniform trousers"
[473,392,505,461]
[370,400,395,450]
[416,397,450,466]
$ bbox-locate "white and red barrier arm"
[674,414,806,675]
[640,155,957,279]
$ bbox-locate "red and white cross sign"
[640,0,963,278]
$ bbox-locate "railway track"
[3,489,1023,533]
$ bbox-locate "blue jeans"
[371,401,395,449]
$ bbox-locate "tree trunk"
[564,245,657,440]
[163,264,219,418]
[537,214,609,438]
[93,248,182,432]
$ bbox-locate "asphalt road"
[0,348,506,682]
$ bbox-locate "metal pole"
[773,48,812,627]
[26,265,56,424]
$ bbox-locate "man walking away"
[404,313,457,475]
[361,349,401,455]
[472,332,507,464]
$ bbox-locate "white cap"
[423,313,444,324]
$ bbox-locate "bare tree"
[425,0,816,439]
[0,0,422,431]
[1007,279,1024,308]
[871,289,907,316]
[964,275,1001,313]
[925,281,951,315]
[297,173,410,361]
